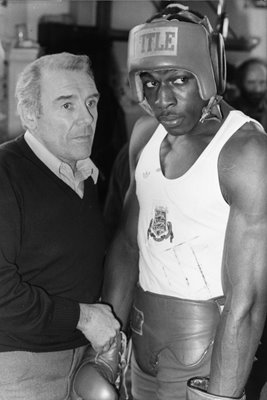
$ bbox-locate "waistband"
[136,284,225,311]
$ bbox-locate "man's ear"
[19,106,38,131]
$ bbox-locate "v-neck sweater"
[0,135,105,352]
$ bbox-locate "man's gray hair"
[15,52,94,123]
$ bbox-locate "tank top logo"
[147,206,174,242]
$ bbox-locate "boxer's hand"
[187,377,246,400]
[73,332,127,400]
[77,303,120,353]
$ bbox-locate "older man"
[0,52,120,399]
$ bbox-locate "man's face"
[32,68,99,168]
[140,69,207,135]
[241,63,267,105]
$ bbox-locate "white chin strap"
[199,95,222,123]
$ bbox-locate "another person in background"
[103,141,130,245]
[91,72,128,208]
[103,66,147,245]
[232,57,267,130]
[102,4,267,400]
[223,62,239,104]
[0,52,120,400]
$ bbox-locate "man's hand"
[77,303,120,353]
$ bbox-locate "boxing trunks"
[130,285,223,377]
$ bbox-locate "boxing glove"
[187,377,246,400]
[73,332,127,400]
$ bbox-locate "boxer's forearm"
[207,306,265,397]
[186,308,258,400]
[102,232,139,331]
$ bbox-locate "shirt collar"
[24,130,98,184]
[75,158,99,184]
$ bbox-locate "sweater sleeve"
[0,163,80,335]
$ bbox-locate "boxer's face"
[140,69,207,135]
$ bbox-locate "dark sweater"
[0,136,106,352]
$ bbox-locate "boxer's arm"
[102,115,158,330]
[207,127,267,397]
[102,178,140,331]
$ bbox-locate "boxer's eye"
[144,80,158,88]
[173,76,189,85]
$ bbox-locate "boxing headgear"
[127,4,226,112]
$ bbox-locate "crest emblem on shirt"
[147,206,173,242]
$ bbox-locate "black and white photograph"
[0,1,266,399]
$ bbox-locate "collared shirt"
[24,131,98,198]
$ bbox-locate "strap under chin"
[200,95,223,123]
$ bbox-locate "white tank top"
[136,110,263,300]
